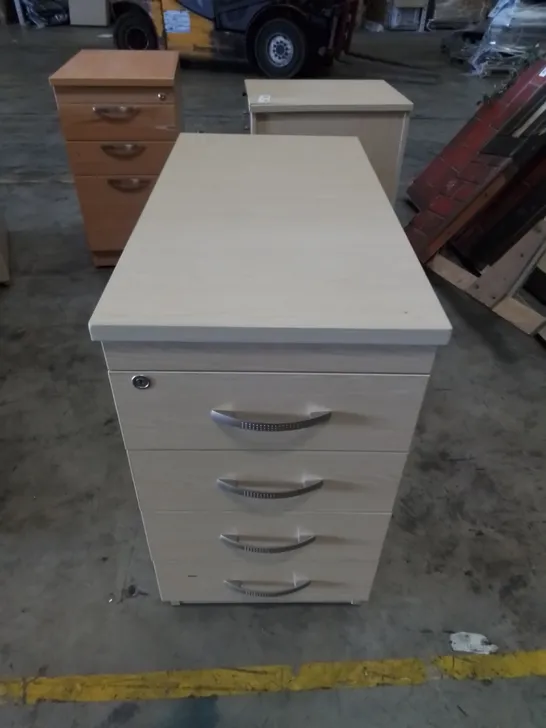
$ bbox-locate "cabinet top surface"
[245,79,413,113]
[89,134,450,346]
[49,50,180,88]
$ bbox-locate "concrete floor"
[1,25,546,728]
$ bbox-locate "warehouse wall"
[434,0,489,21]
[364,0,489,27]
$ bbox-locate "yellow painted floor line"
[1,651,546,705]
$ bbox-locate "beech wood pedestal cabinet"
[245,79,413,203]
[89,133,451,604]
[50,49,181,267]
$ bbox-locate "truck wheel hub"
[126,27,149,50]
[268,34,294,67]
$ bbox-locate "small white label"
[539,66,546,77]
[164,10,191,33]
[257,94,271,103]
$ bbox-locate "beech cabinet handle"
[210,409,331,432]
[92,105,139,120]
[101,143,145,159]
[107,178,150,193]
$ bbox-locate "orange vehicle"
[110,0,358,77]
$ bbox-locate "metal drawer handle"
[92,105,139,121]
[101,143,145,159]
[107,178,151,193]
[224,578,311,598]
[210,409,331,432]
[220,533,315,554]
[217,478,323,500]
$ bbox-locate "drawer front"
[154,561,379,603]
[110,371,428,452]
[103,341,436,374]
[129,450,407,513]
[75,175,156,253]
[54,86,176,106]
[58,103,177,141]
[142,512,391,567]
[66,141,173,176]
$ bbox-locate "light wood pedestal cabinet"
[245,79,413,203]
[50,50,181,267]
[89,134,451,604]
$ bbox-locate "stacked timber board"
[403,59,546,338]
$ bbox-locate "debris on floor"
[442,0,546,77]
[470,0,546,77]
[450,632,499,654]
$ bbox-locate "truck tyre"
[254,18,307,78]
[114,9,158,50]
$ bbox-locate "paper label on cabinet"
[257,95,271,103]
[164,10,191,33]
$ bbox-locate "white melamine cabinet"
[89,133,451,604]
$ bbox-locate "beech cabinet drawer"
[75,175,155,253]
[143,512,391,567]
[110,371,428,452]
[67,141,173,176]
[154,561,379,603]
[58,103,177,141]
[54,86,177,106]
[129,450,407,513]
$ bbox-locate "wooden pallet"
[428,219,546,339]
